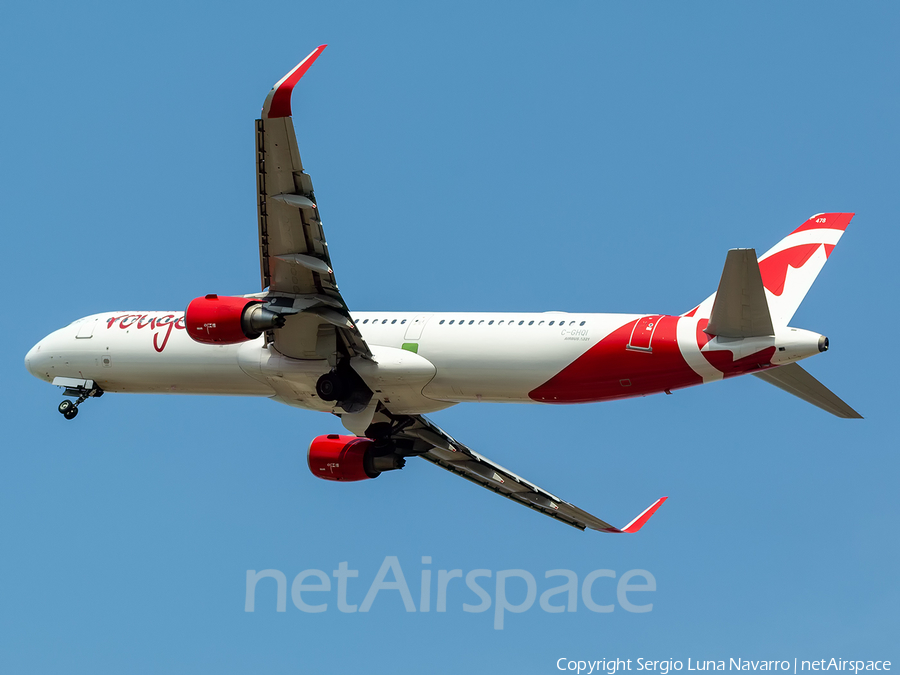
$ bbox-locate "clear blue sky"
[1,1,897,673]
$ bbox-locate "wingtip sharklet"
[262,44,327,119]
[618,496,668,533]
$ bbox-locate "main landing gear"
[315,371,348,401]
[315,362,372,414]
[57,383,104,420]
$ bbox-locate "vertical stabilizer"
[687,213,854,326]
[756,213,854,326]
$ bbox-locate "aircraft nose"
[25,338,50,381]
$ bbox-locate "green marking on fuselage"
[401,342,419,354]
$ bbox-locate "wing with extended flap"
[256,51,666,532]
[255,46,371,363]
[397,415,667,534]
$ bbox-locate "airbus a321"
[24,46,861,534]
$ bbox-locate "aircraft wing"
[255,46,372,362]
[397,415,667,533]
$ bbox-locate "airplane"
[23,45,861,534]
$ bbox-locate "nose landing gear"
[57,382,104,420]
[58,399,78,419]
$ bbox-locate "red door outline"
[626,315,661,352]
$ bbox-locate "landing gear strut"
[57,383,103,420]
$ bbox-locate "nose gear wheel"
[57,383,104,420]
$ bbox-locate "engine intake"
[185,294,285,344]
[308,434,405,482]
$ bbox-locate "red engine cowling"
[308,435,379,482]
[185,294,284,345]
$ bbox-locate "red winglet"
[262,44,327,119]
[619,496,668,533]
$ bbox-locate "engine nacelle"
[307,434,405,482]
[185,294,285,345]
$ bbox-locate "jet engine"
[308,434,405,482]
[185,294,285,344]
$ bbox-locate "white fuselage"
[25,309,825,417]
[24,310,621,413]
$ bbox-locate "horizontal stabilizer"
[706,249,774,338]
[753,363,862,419]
